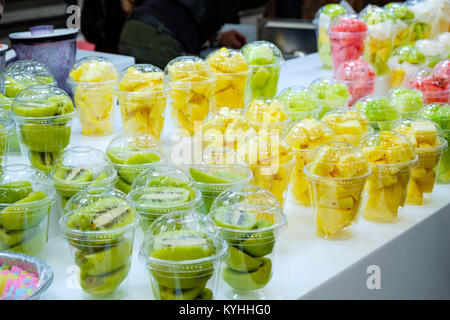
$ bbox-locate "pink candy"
[0,263,39,300]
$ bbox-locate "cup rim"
[13,110,76,122]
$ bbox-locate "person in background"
[118,0,269,69]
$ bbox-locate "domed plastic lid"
[245,98,290,126]
[117,64,166,93]
[209,184,286,237]
[360,5,395,25]
[68,56,119,83]
[140,209,228,268]
[354,97,400,122]
[314,3,347,27]
[50,146,117,189]
[203,107,252,136]
[304,141,369,179]
[0,164,56,205]
[384,2,415,21]
[414,39,443,57]
[392,45,425,65]
[417,103,450,130]
[6,60,56,86]
[285,118,334,150]
[0,105,15,136]
[406,67,448,89]
[0,70,40,98]
[165,56,214,83]
[388,87,424,114]
[393,117,447,151]
[206,47,249,75]
[11,85,75,119]
[309,78,351,104]
[432,59,450,82]
[194,145,247,167]
[406,0,435,23]
[277,86,320,113]
[329,14,368,34]
[322,108,372,133]
[335,59,376,83]
[241,41,284,66]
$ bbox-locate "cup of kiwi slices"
[11,85,76,174]
[139,209,228,300]
[60,186,139,297]
[0,164,56,259]
[209,184,286,299]
[50,146,118,212]
[106,133,165,195]
[0,106,15,168]
[128,164,203,232]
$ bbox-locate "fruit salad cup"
[305,142,370,239]
[165,56,215,136]
[139,210,227,300]
[50,146,118,211]
[406,67,449,104]
[384,2,416,48]
[284,118,335,206]
[0,107,15,168]
[60,186,139,297]
[209,184,286,299]
[0,164,55,258]
[128,164,203,232]
[106,133,165,194]
[68,57,119,137]
[388,87,425,119]
[11,85,75,174]
[206,47,250,110]
[394,118,447,204]
[355,97,400,130]
[329,14,368,75]
[116,64,168,140]
[244,98,291,135]
[6,60,57,87]
[406,0,433,41]
[418,102,450,183]
[314,3,347,69]
[388,45,426,88]
[276,86,321,121]
[335,59,376,106]
[360,131,418,222]
[309,78,351,118]
[241,41,284,102]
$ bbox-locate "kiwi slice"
[147,176,190,188]
[152,282,206,300]
[115,177,132,194]
[195,288,213,300]
[13,102,59,118]
[151,268,212,290]
[29,151,60,174]
[80,264,130,296]
[107,146,140,164]
[240,219,275,258]
[21,124,71,153]
[0,181,33,204]
[46,94,75,115]
[0,224,39,249]
[6,227,47,257]
[226,245,263,272]
[54,167,94,198]
[189,168,244,184]
[222,257,272,290]
[124,152,160,165]
[212,207,257,231]
[136,186,194,208]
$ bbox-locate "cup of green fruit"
[276,86,321,121]
[241,41,284,103]
[355,97,400,130]
[0,106,15,168]
[60,186,139,297]
[6,60,57,87]
[309,78,351,118]
[11,85,76,174]
[0,164,55,258]
[209,184,286,299]
[139,209,228,300]
[106,133,165,194]
[129,164,203,232]
[50,146,118,211]
[388,87,424,119]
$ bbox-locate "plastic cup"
[244,98,291,135]
[0,107,15,168]
[116,64,168,140]
[354,97,400,131]
[0,164,55,259]
[277,86,321,121]
[388,87,425,119]
[60,186,139,298]
[209,184,287,299]
[6,60,57,87]
[139,210,227,300]
[128,164,203,232]
[406,67,450,104]
[387,47,426,88]
[309,78,351,117]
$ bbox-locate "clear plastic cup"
[354,97,400,130]
[139,210,227,300]
[387,45,426,88]
[6,60,57,87]
[11,85,76,174]
[206,47,250,110]
[393,118,448,204]
[304,142,370,239]
[309,78,351,117]
[128,164,203,232]
[0,106,15,168]
[50,146,118,211]
[67,57,119,137]
[406,0,434,41]
[276,86,321,121]
[406,67,450,104]
[388,87,425,119]
[60,186,139,298]
[328,14,367,75]
[209,184,287,299]
[360,131,418,222]
[106,133,165,194]
[284,118,335,206]
[116,64,168,140]
[244,98,291,135]
[0,164,55,259]
[165,56,215,136]
[241,41,284,102]
[384,2,416,48]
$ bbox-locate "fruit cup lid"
[68,56,119,84]
[360,4,395,25]
[335,59,376,83]
[406,67,450,92]
[202,107,253,138]
[354,97,400,122]
[164,56,214,84]
[241,40,284,67]
[6,60,57,86]
[328,14,368,34]
[314,3,347,26]
[244,98,291,129]
[388,87,424,113]
[384,2,415,21]
[285,118,335,150]
[309,78,351,104]
[433,59,450,82]
[206,47,250,75]
[392,45,426,65]
[0,105,15,136]
[117,64,167,94]
[194,145,247,166]
[321,108,373,135]
[277,86,320,113]
[418,102,450,130]
[0,70,40,98]
[140,209,228,268]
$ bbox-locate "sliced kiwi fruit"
[222,257,272,290]
[226,245,263,272]
[54,167,94,198]
[107,146,138,164]
[151,268,212,290]
[147,176,190,188]
[195,288,213,300]
[124,152,160,165]
[21,124,71,153]
[152,281,206,300]
[0,180,33,204]
[80,264,130,296]
[13,102,59,118]
[189,168,244,184]
[0,224,39,250]
[29,151,60,174]
[240,219,275,258]
[46,94,75,115]
[5,227,47,257]
[136,186,194,208]
[212,207,257,231]
[115,177,132,194]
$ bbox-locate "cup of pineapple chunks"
[139,210,227,300]
[305,142,370,239]
[360,131,418,223]
[0,164,55,258]
[116,64,168,140]
[60,186,139,297]
[209,184,286,299]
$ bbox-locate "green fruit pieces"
[240,219,275,258]
[5,227,47,257]
[21,123,71,153]
[0,224,38,249]
[54,167,94,198]
[124,152,160,165]
[115,177,132,194]
[0,181,32,204]
[13,94,74,117]
[195,288,213,300]
[153,281,207,300]
[226,245,263,272]
[152,267,212,290]
[29,151,60,174]
[80,264,130,296]
[222,257,272,290]
[213,207,257,230]
[117,152,160,185]
[136,186,194,207]
[189,168,244,184]
[244,45,274,65]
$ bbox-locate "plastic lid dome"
[285,118,335,150]
[0,70,40,98]
[6,60,56,86]
[417,103,450,130]
[393,117,446,150]
[202,106,252,136]
[68,56,119,83]
[117,64,166,93]
[335,59,376,83]
[309,78,351,103]
[241,40,284,66]
[322,108,371,131]
[106,133,164,165]
[165,56,214,83]
[360,5,395,25]
[0,105,15,136]
[314,3,347,25]
[393,45,426,65]
[244,98,290,126]
[277,86,320,113]
[195,145,247,166]
[384,2,415,20]
[329,14,368,33]
[206,47,249,74]
[354,97,400,122]
[388,87,424,114]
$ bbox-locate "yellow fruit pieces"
[284,118,335,205]
[364,36,393,75]
[117,66,167,140]
[206,48,249,110]
[245,99,289,134]
[361,131,417,222]
[322,109,372,145]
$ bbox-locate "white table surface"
[35,53,450,300]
